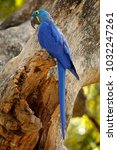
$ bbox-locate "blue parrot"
[31,10,79,139]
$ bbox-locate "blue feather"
[58,61,66,139]
[33,10,80,138]
[38,21,79,80]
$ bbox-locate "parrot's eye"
[35,11,39,15]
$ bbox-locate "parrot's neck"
[40,18,54,25]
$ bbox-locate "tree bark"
[0,21,33,71]
[0,0,99,149]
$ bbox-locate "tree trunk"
[0,0,99,149]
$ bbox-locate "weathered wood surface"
[0,0,99,149]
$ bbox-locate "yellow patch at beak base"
[36,16,40,24]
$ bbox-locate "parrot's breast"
[38,22,72,69]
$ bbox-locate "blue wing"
[38,22,79,80]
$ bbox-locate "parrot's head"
[31,9,52,28]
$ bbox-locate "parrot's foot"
[48,54,53,59]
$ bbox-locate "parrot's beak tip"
[31,16,36,29]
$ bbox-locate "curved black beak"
[31,16,40,29]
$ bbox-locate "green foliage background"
[0,0,26,19]
[65,84,100,150]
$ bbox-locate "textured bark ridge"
[0,0,99,149]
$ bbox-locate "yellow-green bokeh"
[65,83,100,150]
[0,0,26,19]
[15,0,25,7]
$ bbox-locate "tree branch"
[86,111,100,131]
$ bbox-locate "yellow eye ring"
[35,11,39,15]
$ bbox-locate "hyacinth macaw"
[31,10,79,138]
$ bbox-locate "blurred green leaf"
[65,83,100,150]
[0,0,26,19]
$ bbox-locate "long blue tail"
[58,61,66,139]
